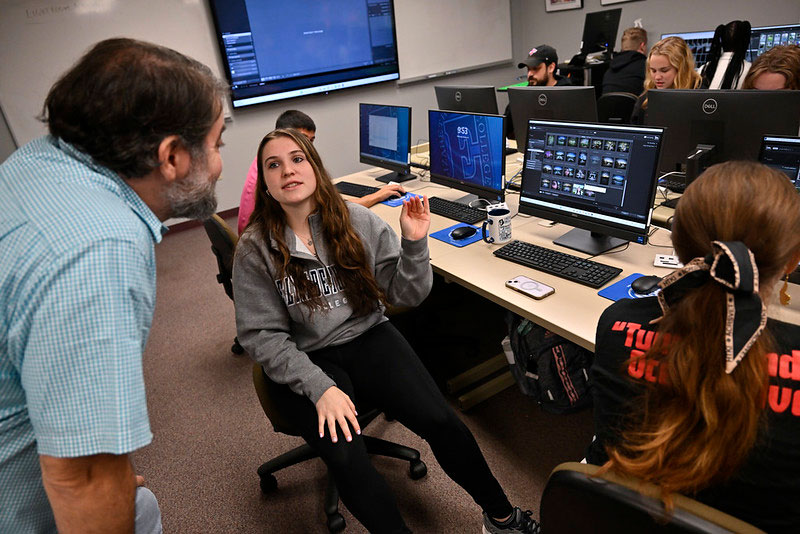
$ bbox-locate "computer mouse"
[631,275,662,295]
[450,226,477,240]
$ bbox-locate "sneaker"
[482,507,541,534]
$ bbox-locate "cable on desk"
[586,241,630,261]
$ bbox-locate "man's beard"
[164,153,218,220]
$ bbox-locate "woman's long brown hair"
[246,128,386,315]
[602,161,800,505]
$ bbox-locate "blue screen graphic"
[359,104,411,166]
[429,111,505,193]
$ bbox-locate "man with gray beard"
[0,38,226,533]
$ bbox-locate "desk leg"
[446,353,515,411]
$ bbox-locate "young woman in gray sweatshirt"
[232,128,539,534]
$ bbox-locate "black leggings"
[270,321,512,534]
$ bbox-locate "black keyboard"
[335,181,379,198]
[494,240,622,289]
[661,197,680,209]
[659,179,686,193]
[428,196,486,224]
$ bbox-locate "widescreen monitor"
[759,135,800,191]
[581,8,622,55]
[434,86,499,115]
[428,110,506,203]
[646,90,800,177]
[660,30,715,65]
[519,120,664,255]
[748,24,800,61]
[359,103,412,183]
[507,87,598,150]
[208,0,400,108]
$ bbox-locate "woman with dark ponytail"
[588,161,800,533]
[699,20,752,89]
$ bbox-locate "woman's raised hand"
[399,195,430,241]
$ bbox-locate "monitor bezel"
[507,86,598,150]
[358,103,412,175]
[427,109,507,202]
[518,119,665,245]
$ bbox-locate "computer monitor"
[507,87,598,151]
[518,120,665,255]
[581,8,622,55]
[646,90,800,179]
[428,109,506,204]
[434,86,499,115]
[359,103,413,183]
[748,24,800,61]
[759,135,800,191]
[660,30,716,65]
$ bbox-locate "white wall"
[510,0,800,67]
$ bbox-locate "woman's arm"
[354,183,405,207]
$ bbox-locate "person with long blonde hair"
[587,161,800,533]
[233,129,540,534]
[630,36,702,124]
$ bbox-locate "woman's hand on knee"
[315,386,361,443]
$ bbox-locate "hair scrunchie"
[655,241,766,374]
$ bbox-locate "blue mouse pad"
[380,192,423,207]
[430,223,483,247]
[598,273,660,302]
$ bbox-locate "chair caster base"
[327,512,346,533]
[259,473,277,494]
[409,459,427,480]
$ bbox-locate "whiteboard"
[394,0,512,83]
[0,0,228,147]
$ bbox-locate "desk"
[338,155,800,350]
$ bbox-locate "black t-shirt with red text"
[588,296,800,533]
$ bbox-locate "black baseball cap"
[518,45,558,69]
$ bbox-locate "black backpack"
[504,312,593,414]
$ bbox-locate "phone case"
[505,275,555,300]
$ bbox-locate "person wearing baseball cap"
[505,44,572,139]
[518,44,572,87]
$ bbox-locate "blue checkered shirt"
[0,136,167,533]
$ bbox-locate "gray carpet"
[133,217,594,533]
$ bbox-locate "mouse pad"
[380,192,423,207]
[598,273,660,302]
[430,223,483,247]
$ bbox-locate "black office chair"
[202,214,244,354]
[540,462,766,534]
[202,213,428,533]
[597,92,638,124]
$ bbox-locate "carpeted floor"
[133,217,594,533]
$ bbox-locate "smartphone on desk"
[505,275,555,300]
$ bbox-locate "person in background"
[743,44,800,90]
[0,37,227,533]
[699,20,752,89]
[505,44,571,140]
[588,161,800,534]
[237,110,404,234]
[630,36,701,124]
[602,27,648,95]
[234,128,541,534]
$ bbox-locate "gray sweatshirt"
[232,203,433,404]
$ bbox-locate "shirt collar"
[57,138,169,243]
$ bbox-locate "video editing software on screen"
[520,121,662,235]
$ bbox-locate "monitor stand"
[553,228,627,256]
[452,193,481,206]
[376,170,415,184]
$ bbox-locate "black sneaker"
[482,507,541,534]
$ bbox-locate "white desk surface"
[337,155,800,352]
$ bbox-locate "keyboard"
[335,181,379,198]
[659,179,686,194]
[428,196,486,224]
[494,240,623,289]
[661,197,680,209]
